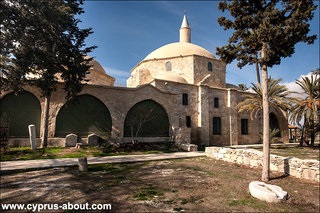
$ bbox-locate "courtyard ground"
[253,145,320,160]
[1,157,319,212]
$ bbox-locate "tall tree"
[0,0,96,148]
[289,70,319,147]
[216,0,317,181]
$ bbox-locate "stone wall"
[128,55,226,89]
[205,147,319,182]
[127,56,195,87]
[193,55,226,88]
[1,73,288,147]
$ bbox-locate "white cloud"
[103,66,130,87]
[281,72,314,98]
[159,1,183,17]
[104,66,130,78]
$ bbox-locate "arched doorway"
[55,95,112,137]
[0,91,41,137]
[270,113,281,137]
[124,99,169,137]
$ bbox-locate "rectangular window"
[182,93,188,105]
[186,116,191,128]
[214,97,219,108]
[241,119,248,135]
[213,117,221,135]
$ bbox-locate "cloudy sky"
[78,1,319,89]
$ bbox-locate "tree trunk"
[255,53,261,84]
[41,94,51,148]
[310,119,315,147]
[261,43,270,182]
[299,125,304,147]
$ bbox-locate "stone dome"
[88,58,107,74]
[144,42,215,61]
[154,72,188,84]
[84,56,115,86]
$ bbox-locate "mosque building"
[0,15,289,148]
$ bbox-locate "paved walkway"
[0,152,206,171]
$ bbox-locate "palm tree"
[238,84,249,91]
[238,78,294,120]
[289,71,319,146]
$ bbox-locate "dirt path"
[1,157,319,212]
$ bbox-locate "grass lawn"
[1,157,319,212]
[253,145,320,161]
[0,142,181,161]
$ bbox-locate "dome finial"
[180,12,190,29]
[180,13,191,43]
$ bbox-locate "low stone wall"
[122,137,171,143]
[205,147,319,182]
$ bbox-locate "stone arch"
[270,113,281,137]
[124,99,169,137]
[0,91,41,137]
[55,94,112,137]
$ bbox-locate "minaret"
[179,14,191,43]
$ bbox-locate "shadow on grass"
[1,142,183,161]
[270,174,290,181]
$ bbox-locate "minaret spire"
[179,13,191,43]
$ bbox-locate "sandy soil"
[1,157,319,212]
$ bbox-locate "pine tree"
[0,0,96,148]
[216,0,317,181]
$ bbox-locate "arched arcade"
[55,94,112,137]
[0,91,41,137]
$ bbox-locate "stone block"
[75,143,82,149]
[187,144,198,152]
[236,156,243,164]
[302,168,318,181]
[217,153,224,159]
[65,133,78,147]
[270,163,278,172]
[78,157,88,172]
[289,168,301,179]
[243,158,250,166]
[252,155,259,160]
[277,165,285,173]
[179,143,198,152]
[219,148,227,154]
[250,160,259,168]
[88,133,100,146]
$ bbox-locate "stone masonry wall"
[206,147,319,182]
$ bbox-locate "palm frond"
[237,77,294,118]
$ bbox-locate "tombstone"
[28,124,36,151]
[187,144,198,152]
[65,133,78,147]
[78,157,88,172]
[87,133,100,146]
[179,143,198,152]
